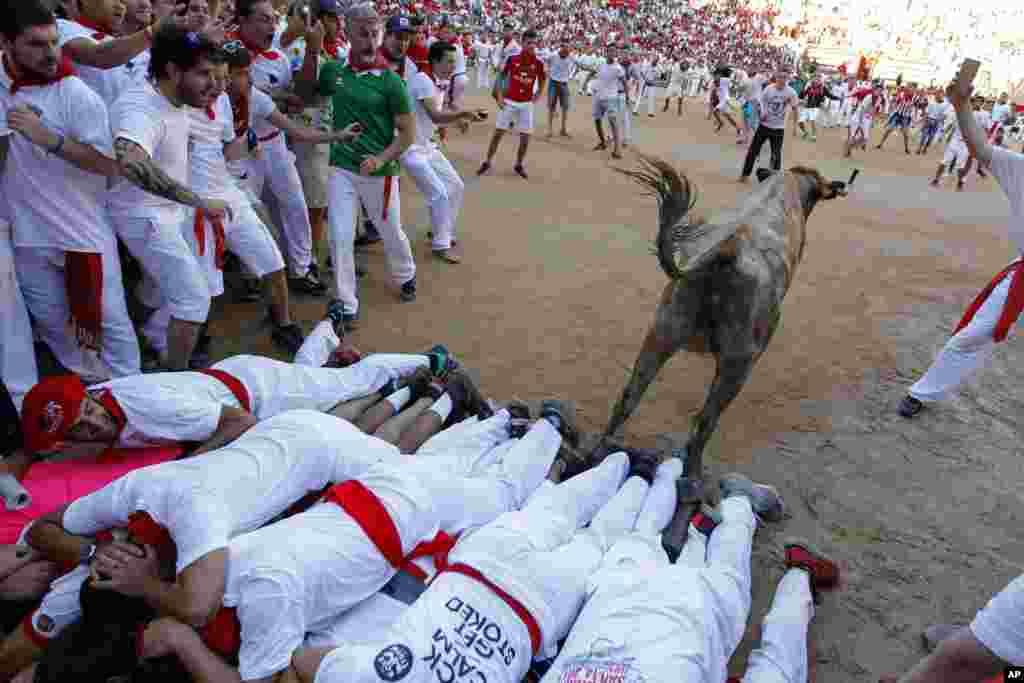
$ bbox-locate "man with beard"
[478,29,545,179]
[230,0,325,296]
[0,0,141,384]
[107,25,230,371]
[297,3,418,327]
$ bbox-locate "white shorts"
[593,96,623,121]
[970,573,1024,666]
[495,100,535,134]
[665,84,682,98]
[848,116,872,141]
[185,202,285,297]
[942,140,970,170]
[799,107,818,122]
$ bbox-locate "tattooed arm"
[114,138,229,217]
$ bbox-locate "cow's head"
[758,167,850,219]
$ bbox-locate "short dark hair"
[522,29,538,40]
[236,0,271,20]
[222,40,254,68]
[428,40,456,65]
[1,0,56,42]
[148,24,222,81]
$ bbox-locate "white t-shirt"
[952,110,992,145]
[0,71,115,251]
[992,103,1012,125]
[716,76,731,103]
[545,54,577,83]
[750,74,767,101]
[669,65,685,86]
[249,50,292,138]
[226,86,276,178]
[594,62,625,100]
[57,21,135,105]
[62,410,396,574]
[496,39,521,69]
[759,85,798,129]
[988,146,1024,256]
[188,93,245,205]
[408,72,441,151]
[473,41,494,64]
[314,572,533,683]
[926,101,951,122]
[107,80,191,216]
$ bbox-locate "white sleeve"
[217,95,236,144]
[111,92,164,157]
[250,88,278,125]
[66,80,115,156]
[57,21,93,48]
[163,494,232,573]
[989,146,1024,205]
[409,72,434,101]
[62,480,129,536]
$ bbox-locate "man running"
[917,90,950,155]
[843,80,882,159]
[478,29,546,180]
[876,83,916,154]
[739,68,798,182]
[591,46,627,160]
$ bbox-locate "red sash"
[64,252,103,352]
[193,209,227,270]
[402,531,458,581]
[441,563,542,657]
[323,480,405,567]
[196,369,252,413]
[953,260,1024,343]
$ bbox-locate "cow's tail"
[616,155,706,280]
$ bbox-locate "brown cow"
[604,156,850,556]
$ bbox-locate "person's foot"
[477,161,492,176]
[539,399,580,448]
[929,178,939,187]
[514,164,528,179]
[784,537,841,603]
[308,261,322,283]
[355,222,381,248]
[546,130,554,138]
[956,181,965,192]
[405,366,437,402]
[922,624,964,653]
[423,344,459,380]
[289,271,327,296]
[718,473,785,522]
[271,322,305,355]
[737,176,750,183]
[324,344,362,368]
[874,144,882,149]
[433,248,461,264]
[560,130,571,138]
[611,151,623,159]
[897,395,925,418]
[594,142,607,151]
[325,299,348,338]
[622,446,660,485]
[506,399,531,438]
[648,113,655,118]
[238,277,263,302]
[399,278,417,303]
[978,167,988,178]
[444,369,494,424]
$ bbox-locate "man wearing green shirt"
[299,3,417,328]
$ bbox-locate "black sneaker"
[897,395,925,418]
[506,399,531,438]
[424,344,459,380]
[355,223,382,248]
[477,161,492,176]
[399,278,417,303]
[271,323,305,355]
[513,164,529,179]
[326,299,347,338]
[622,446,660,485]
[308,261,322,282]
[238,277,263,302]
[289,271,327,296]
[540,400,580,449]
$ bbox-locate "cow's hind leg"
[662,352,758,560]
[603,330,677,441]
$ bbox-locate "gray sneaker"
[922,624,964,653]
[718,473,785,523]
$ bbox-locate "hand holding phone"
[955,58,981,98]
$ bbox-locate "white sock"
[386,386,412,412]
[430,393,454,421]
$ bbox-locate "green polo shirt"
[318,60,412,176]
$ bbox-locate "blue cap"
[386,15,415,33]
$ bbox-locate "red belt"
[441,563,541,657]
[953,259,1024,343]
[258,130,281,143]
[197,369,252,413]
[136,606,241,660]
[193,209,226,270]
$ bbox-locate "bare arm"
[8,107,120,176]
[189,406,258,457]
[62,32,151,70]
[223,133,251,162]
[25,506,90,568]
[892,629,1004,683]
[376,111,415,166]
[952,96,992,166]
[142,619,244,683]
[419,95,476,125]
[114,138,216,210]
[287,648,333,683]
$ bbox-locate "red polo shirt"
[503,51,546,103]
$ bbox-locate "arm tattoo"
[114,138,203,207]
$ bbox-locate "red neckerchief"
[226,30,280,61]
[88,388,128,458]
[73,16,111,40]
[350,53,390,73]
[323,37,341,59]
[205,104,215,120]
[4,54,76,94]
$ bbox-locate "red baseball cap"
[21,375,87,453]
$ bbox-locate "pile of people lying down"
[0,317,841,683]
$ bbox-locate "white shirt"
[249,50,292,138]
[107,80,191,216]
[408,71,441,151]
[545,53,577,83]
[717,76,731,103]
[0,70,114,251]
[57,21,135,106]
[496,39,521,69]
[62,410,399,574]
[669,64,684,86]
[188,93,245,205]
[992,103,1012,125]
[926,101,951,122]
[750,74,767,101]
[950,109,992,145]
[473,40,494,64]
[594,62,625,100]
[990,144,1024,255]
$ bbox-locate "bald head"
[344,2,378,24]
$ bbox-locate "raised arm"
[63,5,186,69]
[947,80,992,166]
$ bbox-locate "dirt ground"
[203,87,1024,681]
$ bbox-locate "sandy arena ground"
[201,87,1024,681]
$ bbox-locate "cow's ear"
[755,168,775,183]
[823,180,846,199]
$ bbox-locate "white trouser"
[401,145,464,250]
[971,573,1024,666]
[909,262,1021,402]
[620,95,633,142]
[112,208,211,356]
[450,452,631,658]
[327,167,416,315]
[14,243,141,380]
[742,570,814,683]
[633,84,657,115]
[186,201,286,297]
[213,352,430,418]
[293,319,341,367]
[415,409,513,474]
[477,63,491,90]
[243,135,314,279]
[0,221,38,410]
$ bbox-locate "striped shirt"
[891,90,915,117]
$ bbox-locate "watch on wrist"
[79,543,97,566]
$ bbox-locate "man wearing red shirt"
[477,29,546,179]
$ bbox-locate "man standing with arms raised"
[298,3,417,331]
